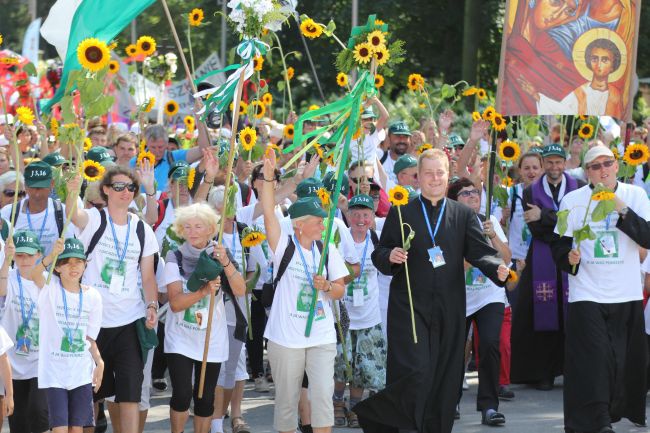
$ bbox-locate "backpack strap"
[369,229,379,247]
[10,200,21,226]
[85,208,108,257]
[173,250,185,277]
[239,182,251,206]
[379,150,389,164]
[166,151,175,165]
[153,193,169,232]
[52,199,64,236]
[136,218,145,266]
[0,218,8,241]
[509,185,519,222]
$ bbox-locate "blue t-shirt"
[130,149,189,191]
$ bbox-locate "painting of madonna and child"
[496,0,641,121]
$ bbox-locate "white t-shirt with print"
[350,129,386,164]
[0,326,12,356]
[557,183,650,303]
[37,279,102,389]
[222,226,252,327]
[344,232,382,330]
[76,208,159,328]
[152,199,176,250]
[1,270,42,379]
[1,198,75,256]
[465,215,508,316]
[507,184,532,261]
[264,226,349,348]
[163,261,228,362]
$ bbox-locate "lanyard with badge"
[16,272,35,354]
[221,222,238,304]
[293,235,326,320]
[25,201,49,244]
[597,212,618,256]
[352,234,370,307]
[60,283,83,350]
[108,214,130,295]
[419,197,447,268]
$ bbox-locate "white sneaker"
[462,375,469,390]
[255,375,270,393]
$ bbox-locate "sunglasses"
[3,190,25,198]
[110,182,137,192]
[587,159,616,171]
[457,189,481,198]
[350,177,374,184]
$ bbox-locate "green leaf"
[591,199,616,222]
[85,95,115,118]
[225,184,237,218]
[403,227,415,251]
[440,84,456,99]
[15,79,27,87]
[277,80,286,92]
[556,209,569,236]
[23,62,37,77]
[323,20,336,37]
[493,185,509,209]
[246,263,261,292]
[60,95,76,125]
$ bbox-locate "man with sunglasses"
[551,146,650,433]
[0,161,72,256]
[511,143,584,391]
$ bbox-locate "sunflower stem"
[397,206,418,344]
[572,197,593,274]
[187,22,196,79]
[272,32,293,117]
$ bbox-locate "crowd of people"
[0,97,647,433]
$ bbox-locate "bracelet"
[146,191,156,197]
[146,301,159,312]
[41,260,50,268]
[223,259,232,268]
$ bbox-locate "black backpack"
[12,199,65,237]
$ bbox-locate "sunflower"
[139,139,146,153]
[184,115,195,132]
[578,123,594,140]
[491,113,506,131]
[482,106,496,121]
[285,66,295,81]
[407,73,425,92]
[239,127,257,151]
[373,46,390,66]
[336,73,348,87]
[189,8,204,26]
[83,137,92,152]
[313,143,324,159]
[164,100,179,116]
[309,104,320,111]
[477,88,487,100]
[186,167,196,189]
[579,115,588,120]
[81,160,105,182]
[262,93,273,106]
[388,185,409,206]
[230,101,249,117]
[472,111,481,122]
[77,38,110,72]
[374,74,385,89]
[143,97,155,113]
[250,100,265,119]
[15,106,35,125]
[366,30,386,50]
[0,35,3,46]
[137,151,156,167]
[462,87,478,97]
[300,18,322,39]
[136,36,156,57]
[0,57,19,65]
[353,42,373,64]
[242,230,266,247]
[591,190,616,201]
[375,19,385,26]
[498,140,520,162]
[502,176,514,187]
[108,41,117,51]
[417,143,433,155]
[611,147,620,160]
[50,118,59,137]
[125,44,138,57]
[324,154,335,166]
[108,60,120,74]
[316,187,330,207]
[284,124,295,139]
[508,269,518,284]
[253,55,264,72]
[623,143,650,166]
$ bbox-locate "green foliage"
[591,200,616,223]
[556,209,569,236]
[246,263,261,293]
[573,225,597,243]
[403,225,415,251]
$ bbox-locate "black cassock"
[354,197,504,433]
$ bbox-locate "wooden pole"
[197,68,247,399]
[160,0,197,93]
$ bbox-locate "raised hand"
[136,158,156,196]
[202,148,220,181]
[469,120,489,142]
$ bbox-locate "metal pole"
[220,0,227,68]
[29,0,37,21]
[351,0,358,84]
[131,20,136,44]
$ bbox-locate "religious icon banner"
[496,0,642,121]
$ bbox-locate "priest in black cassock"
[354,148,510,433]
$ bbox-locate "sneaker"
[462,375,469,390]
[498,385,515,400]
[333,399,347,427]
[255,375,271,393]
[152,378,168,392]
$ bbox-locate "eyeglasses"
[3,190,25,198]
[110,182,137,192]
[586,159,616,171]
[457,189,481,198]
[350,177,373,184]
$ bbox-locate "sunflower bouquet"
[143,53,177,84]
[227,0,293,38]
[618,143,650,180]
[240,225,266,339]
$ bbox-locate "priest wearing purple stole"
[510,144,584,390]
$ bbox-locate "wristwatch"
[146,301,159,312]
[618,206,629,218]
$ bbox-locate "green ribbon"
[346,14,388,49]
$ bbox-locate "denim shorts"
[47,383,95,428]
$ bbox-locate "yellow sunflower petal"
[81,160,105,182]
[15,106,35,126]
[388,185,409,206]
[136,36,156,57]
[623,144,650,166]
[353,42,373,65]
[164,100,179,116]
[374,74,385,89]
[189,8,204,26]
[77,38,110,72]
[300,18,323,39]
[498,140,520,162]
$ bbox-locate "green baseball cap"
[168,160,190,179]
[186,250,224,293]
[296,177,324,198]
[393,154,418,175]
[348,194,374,210]
[13,230,42,255]
[24,161,53,188]
[404,185,419,200]
[86,146,116,167]
[388,121,411,136]
[288,197,328,219]
[542,143,566,159]
[170,167,189,181]
[42,152,67,167]
[58,238,87,261]
[447,133,465,149]
[323,171,349,196]
[360,108,377,119]
[529,146,545,155]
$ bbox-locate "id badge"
[353,288,364,307]
[195,307,208,329]
[315,300,326,321]
[428,246,446,269]
[599,235,617,256]
[15,337,31,356]
[109,273,125,295]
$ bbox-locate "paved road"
[97,373,650,433]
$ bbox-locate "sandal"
[333,399,347,427]
[231,416,251,433]
[347,410,361,428]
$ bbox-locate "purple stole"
[530,174,578,331]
